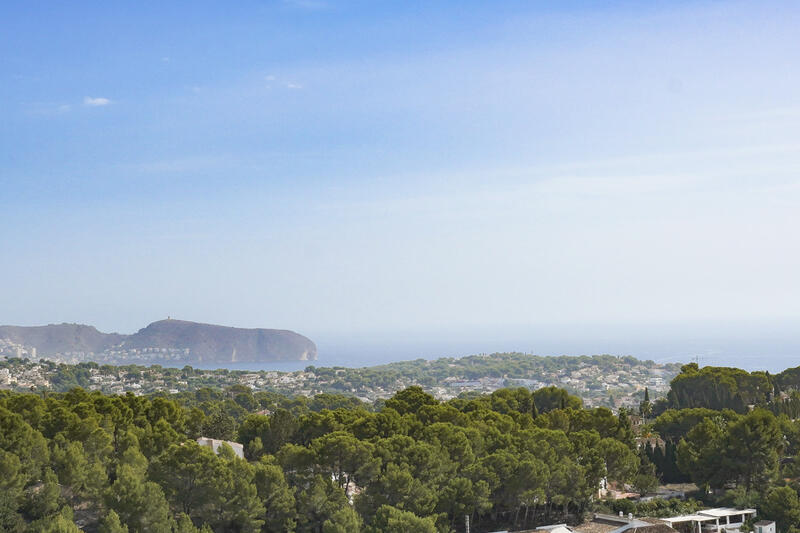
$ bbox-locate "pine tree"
[32,507,83,533]
[173,514,203,533]
[98,510,129,533]
[639,388,653,422]
[214,450,265,533]
[323,506,363,533]
[104,465,172,533]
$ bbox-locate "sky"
[2,1,800,364]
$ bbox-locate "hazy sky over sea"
[2,1,799,361]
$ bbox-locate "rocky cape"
[0,319,317,364]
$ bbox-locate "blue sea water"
[193,320,800,373]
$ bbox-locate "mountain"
[0,323,124,355]
[0,319,317,364]
[121,320,316,363]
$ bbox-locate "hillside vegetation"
[3,361,800,531]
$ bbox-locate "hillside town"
[0,336,192,365]
[0,352,679,409]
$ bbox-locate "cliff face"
[0,319,316,363]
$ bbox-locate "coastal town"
[0,350,679,409]
[0,336,193,365]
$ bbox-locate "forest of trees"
[0,384,643,532]
[4,361,800,532]
[662,363,773,413]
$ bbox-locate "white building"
[197,437,244,459]
[538,524,574,533]
[754,521,775,533]
[662,508,757,533]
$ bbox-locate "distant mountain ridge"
[0,319,316,364]
[0,323,124,355]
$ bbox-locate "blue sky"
[2,1,800,359]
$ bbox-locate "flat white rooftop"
[664,515,717,524]
[537,526,572,533]
[661,514,715,524]
[698,509,756,518]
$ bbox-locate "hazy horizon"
[3,1,800,361]
[4,315,799,373]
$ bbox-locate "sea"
[193,320,800,373]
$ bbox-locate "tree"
[367,505,438,533]
[24,468,63,520]
[384,387,437,415]
[632,473,658,496]
[104,465,171,533]
[533,387,582,413]
[238,415,270,459]
[675,409,783,495]
[212,449,265,533]
[0,407,50,479]
[356,462,437,519]
[172,514,210,533]
[323,506,363,533]
[0,489,24,533]
[0,450,27,504]
[8,375,797,533]
[762,486,800,533]
[312,431,378,495]
[311,393,366,413]
[98,510,129,533]
[626,446,658,498]
[276,443,316,486]
[296,476,349,533]
[201,412,236,441]
[253,458,297,532]
[640,388,652,422]
[724,409,783,494]
[51,437,89,498]
[149,443,224,521]
[141,418,181,458]
[29,507,84,533]
[616,408,636,448]
[510,459,548,527]
[653,408,728,442]
[264,409,298,454]
[598,438,638,483]
[436,476,491,527]
[668,365,770,412]
[184,408,207,439]
[677,418,727,489]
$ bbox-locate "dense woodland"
[3,361,800,532]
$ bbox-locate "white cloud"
[83,96,111,107]
[286,83,303,89]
